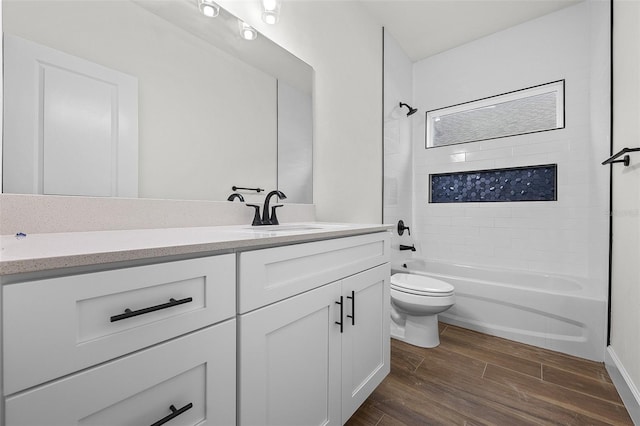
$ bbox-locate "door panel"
[238,282,342,426]
[341,264,390,422]
[43,64,115,196]
[3,34,138,196]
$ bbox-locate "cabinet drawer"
[6,319,236,426]
[238,232,390,313]
[3,255,235,394]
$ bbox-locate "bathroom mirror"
[1,0,313,203]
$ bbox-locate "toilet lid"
[390,273,454,296]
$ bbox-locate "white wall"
[383,32,414,263]
[219,0,383,224]
[608,0,640,421]
[3,0,277,203]
[411,1,610,298]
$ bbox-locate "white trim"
[605,346,640,425]
[426,80,564,148]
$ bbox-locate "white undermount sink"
[240,223,348,233]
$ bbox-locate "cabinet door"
[5,321,235,426]
[239,282,342,426]
[341,264,390,422]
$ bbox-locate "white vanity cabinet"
[0,227,391,426]
[2,255,237,426]
[238,232,391,425]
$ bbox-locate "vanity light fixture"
[240,21,258,40]
[198,0,220,17]
[261,0,281,25]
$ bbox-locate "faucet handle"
[397,220,411,236]
[270,205,283,225]
[246,204,263,226]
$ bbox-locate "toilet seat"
[391,273,454,297]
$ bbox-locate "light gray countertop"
[0,222,391,276]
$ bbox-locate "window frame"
[425,80,565,149]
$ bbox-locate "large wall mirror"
[2,0,313,204]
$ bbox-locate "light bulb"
[198,0,219,18]
[203,5,215,17]
[262,0,278,11]
[261,0,280,24]
[240,22,257,40]
[262,11,278,25]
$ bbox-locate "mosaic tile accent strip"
[430,164,557,203]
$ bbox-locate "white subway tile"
[464,206,512,218]
[465,147,513,162]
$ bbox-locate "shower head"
[399,102,418,116]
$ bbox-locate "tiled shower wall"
[383,32,414,264]
[410,1,610,295]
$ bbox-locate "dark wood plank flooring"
[347,323,633,425]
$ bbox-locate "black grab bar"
[602,147,640,166]
[232,186,264,193]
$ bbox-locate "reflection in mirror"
[2,0,313,203]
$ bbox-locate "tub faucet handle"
[398,220,411,236]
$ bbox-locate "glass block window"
[426,80,564,148]
[430,164,557,203]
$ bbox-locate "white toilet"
[390,273,455,348]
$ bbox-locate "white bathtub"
[392,259,607,361]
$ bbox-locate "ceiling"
[359,0,583,62]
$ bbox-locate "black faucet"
[246,190,287,226]
[262,190,286,225]
[399,244,416,252]
[227,193,245,202]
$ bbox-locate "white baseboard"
[605,346,640,425]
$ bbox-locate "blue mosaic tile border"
[430,164,557,203]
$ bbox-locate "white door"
[341,264,390,422]
[3,34,138,197]
[609,0,640,415]
[238,281,342,426]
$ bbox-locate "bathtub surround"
[412,1,610,284]
[383,1,610,362]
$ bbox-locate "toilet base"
[391,314,441,348]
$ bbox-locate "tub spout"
[399,244,416,252]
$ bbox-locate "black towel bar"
[602,147,640,166]
[232,185,264,193]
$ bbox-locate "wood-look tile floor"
[347,323,633,426]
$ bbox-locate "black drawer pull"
[150,403,193,426]
[110,297,193,322]
[335,296,344,333]
[346,290,355,326]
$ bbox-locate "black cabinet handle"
[346,291,355,326]
[150,403,193,426]
[335,296,344,333]
[110,297,193,322]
